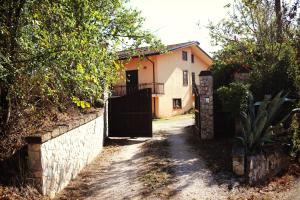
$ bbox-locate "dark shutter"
[183,70,188,86]
[192,72,195,85]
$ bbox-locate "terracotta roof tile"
[117,41,202,60]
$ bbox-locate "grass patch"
[139,136,175,198]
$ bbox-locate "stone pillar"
[199,71,214,139]
[27,143,43,193]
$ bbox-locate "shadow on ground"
[55,124,300,200]
[165,126,235,199]
[184,126,234,180]
[133,126,236,199]
[104,137,146,147]
[135,136,176,199]
[56,137,150,200]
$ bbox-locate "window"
[183,70,188,86]
[182,51,188,61]
[173,98,182,109]
[192,72,195,85]
[191,54,194,63]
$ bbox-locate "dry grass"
[227,164,300,200]
[0,185,48,200]
[0,106,101,161]
[139,134,175,198]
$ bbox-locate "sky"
[128,0,232,55]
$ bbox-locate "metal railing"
[112,82,164,96]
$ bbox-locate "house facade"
[113,41,213,118]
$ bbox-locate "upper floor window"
[182,51,188,61]
[191,54,194,63]
[183,70,188,86]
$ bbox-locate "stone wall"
[232,147,245,176]
[232,147,288,185]
[199,71,214,139]
[26,111,104,198]
[248,150,288,185]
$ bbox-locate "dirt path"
[152,115,300,200]
[84,140,146,200]
[153,115,229,200]
[56,114,300,200]
[56,138,149,200]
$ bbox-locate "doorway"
[126,70,138,95]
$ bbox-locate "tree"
[208,0,300,100]
[0,0,161,135]
[275,0,283,42]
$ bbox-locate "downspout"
[146,56,156,118]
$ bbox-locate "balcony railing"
[112,82,164,96]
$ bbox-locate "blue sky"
[129,0,232,55]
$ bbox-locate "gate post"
[199,71,214,139]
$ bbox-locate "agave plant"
[237,91,300,155]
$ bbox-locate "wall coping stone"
[25,110,103,144]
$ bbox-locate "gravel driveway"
[153,115,229,200]
[56,114,300,200]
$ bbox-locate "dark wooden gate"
[108,88,152,137]
[193,84,201,131]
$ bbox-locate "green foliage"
[211,63,241,90]
[0,0,161,132]
[72,97,91,109]
[249,50,298,100]
[208,0,300,102]
[238,91,299,155]
[216,82,249,116]
[289,114,300,158]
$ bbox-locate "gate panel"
[193,85,201,132]
[108,88,152,137]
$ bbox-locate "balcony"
[112,82,164,96]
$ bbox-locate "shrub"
[238,91,299,155]
[216,82,249,117]
[211,63,241,90]
[290,114,300,159]
[0,0,161,135]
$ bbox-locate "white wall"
[27,112,104,198]
[155,47,209,117]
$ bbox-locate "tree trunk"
[0,85,10,135]
[275,0,283,42]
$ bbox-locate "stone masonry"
[247,150,288,185]
[232,147,288,185]
[26,111,104,198]
[232,146,245,176]
[199,71,214,139]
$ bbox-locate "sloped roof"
[117,41,212,60]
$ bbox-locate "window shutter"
[183,70,188,86]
